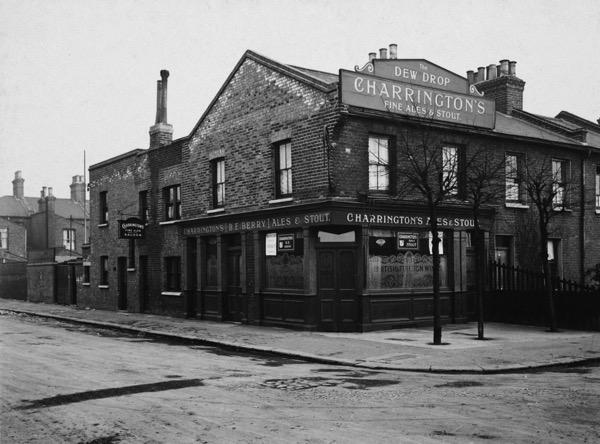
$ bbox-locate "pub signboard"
[118,217,145,239]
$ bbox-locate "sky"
[1,0,599,199]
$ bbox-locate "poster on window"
[278,234,295,252]
[397,232,418,250]
[266,233,277,256]
[368,251,447,289]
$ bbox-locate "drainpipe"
[580,149,591,284]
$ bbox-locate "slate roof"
[0,195,88,219]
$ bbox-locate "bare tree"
[517,154,578,332]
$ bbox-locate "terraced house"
[80,46,600,331]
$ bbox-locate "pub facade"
[80,47,600,331]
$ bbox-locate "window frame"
[505,152,524,202]
[0,227,8,250]
[100,256,109,286]
[551,159,569,208]
[275,141,293,198]
[164,185,181,221]
[164,256,182,292]
[368,135,392,193]
[212,159,225,208]
[62,228,76,251]
[99,191,108,224]
[442,145,463,197]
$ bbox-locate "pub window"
[164,185,181,221]
[265,231,304,290]
[367,229,449,289]
[164,256,181,292]
[205,237,219,287]
[595,165,600,210]
[99,191,108,224]
[0,227,8,249]
[552,159,568,208]
[100,256,109,285]
[63,228,76,251]
[442,145,460,196]
[275,141,293,198]
[213,159,225,208]
[368,136,390,192]
[139,190,149,223]
[505,153,524,202]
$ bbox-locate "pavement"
[1,298,599,373]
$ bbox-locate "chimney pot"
[379,48,387,59]
[487,64,497,80]
[499,59,509,76]
[389,44,397,59]
[477,67,486,81]
[368,52,377,62]
[155,80,163,124]
[12,170,24,199]
[467,70,474,85]
[48,187,54,197]
[509,61,517,76]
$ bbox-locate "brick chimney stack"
[45,187,57,249]
[12,171,24,199]
[70,175,85,204]
[149,69,173,149]
[38,187,47,213]
[468,60,525,115]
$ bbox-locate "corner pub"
[81,45,600,332]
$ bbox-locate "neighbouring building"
[81,47,600,331]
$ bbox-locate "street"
[1,311,599,444]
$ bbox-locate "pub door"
[317,248,358,332]
[224,249,243,322]
[117,257,128,311]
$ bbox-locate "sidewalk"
[1,298,598,373]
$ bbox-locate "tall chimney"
[70,175,85,204]
[476,59,525,114]
[45,187,57,249]
[12,171,24,199]
[38,187,47,213]
[149,70,173,149]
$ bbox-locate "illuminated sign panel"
[340,60,495,129]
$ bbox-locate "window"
[100,256,109,285]
[99,191,108,224]
[63,229,76,251]
[265,231,304,289]
[547,239,561,279]
[275,141,293,197]
[596,165,600,211]
[505,153,523,202]
[552,159,568,207]
[442,145,459,195]
[369,136,390,192]
[213,159,225,208]
[139,190,149,223]
[0,228,7,249]
[165,257,181,292]
[164,185,181,221]
[83,264,90,285]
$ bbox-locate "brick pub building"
[81,47,600,331]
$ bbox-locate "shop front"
[182,202,481,332]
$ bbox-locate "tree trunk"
[431,216,442,345]
[474,225,485,340]
[539,216,559,332]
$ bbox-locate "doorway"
[317,247,358,332]
[224,235,243,322]
[139,255,149,312]
[117,257,128,311]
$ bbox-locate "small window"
[275,141,293,198]
[165,257,181,291]
[63,229,76,251]
[100,256,109,285]
[83,265,90,284]
[0,227,7,249]
[368,136,390,192]
[164,185,181,221]
[99,191,108,224]
[213,159,225,208]
[139,190,149,223]
[505,153,523,202]
[552,159,568,207]
[595,165,600,210]
[442,145,459,195]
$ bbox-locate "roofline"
[188,50,337,137]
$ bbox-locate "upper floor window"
[0,228,7,249]
[505,153,523,202]
[165,256,181,292]
[63,229,76,251]
[213,159,225,208]
[275,141,293,198]
[552,159,568,207]
[596,165,600,210]
[139,190,149,223]
[442,145,460,196]
[368,136,390,192]
[99,191,108,224]
[164,185,181,221]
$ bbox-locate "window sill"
[595,209,600,215]
[505,202,529,209]
[98,223,108,228]
[269,197,293,205]
[82,283,90,287]
[159,219,180,226]
[98,285,109,289]
[161,291,182,297]
[207,208,225,214]
[127,268,136,272]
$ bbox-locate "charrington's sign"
[340,59,495,129]
[118,217,145,239]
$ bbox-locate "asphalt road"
[1,311,599,443]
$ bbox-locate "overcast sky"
[1,0,598,198]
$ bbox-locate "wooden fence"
[486,261,600,331]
